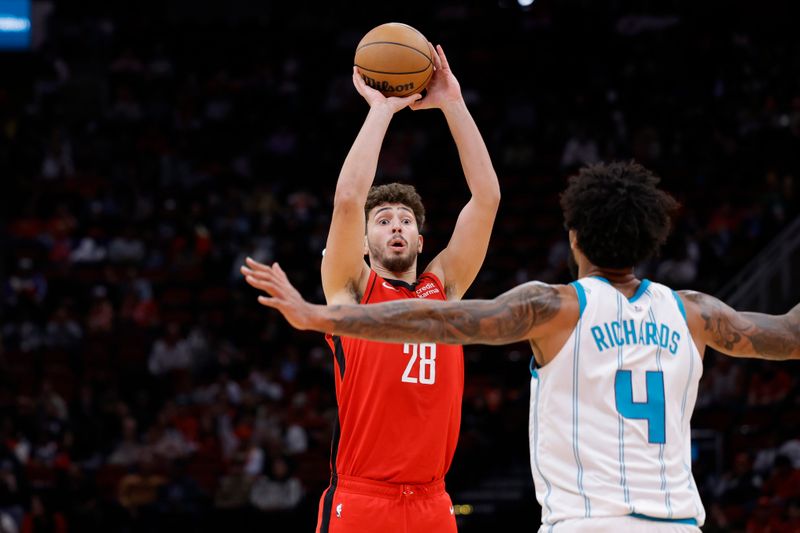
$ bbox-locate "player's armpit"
[679,291,800,360]
[320,198,370,304]
[325,281,564,346]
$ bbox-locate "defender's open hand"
[241,258,316,331]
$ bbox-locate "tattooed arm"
[241,259,566,345]
[679,291,800,360]
[323,282,561,345]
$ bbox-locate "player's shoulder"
[673,289,715,315]
[514,282,579,315]
[553,283,582,315]
[535,282,579,301]
[675,289,707,301]
[512,281,575,297]
[512,282,581,335]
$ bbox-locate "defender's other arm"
[680,291,800,360]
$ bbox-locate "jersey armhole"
[529,356,539,378]
[570,281,587,319]
[671,290,687,323]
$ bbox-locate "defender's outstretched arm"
[680,291,800,360]
[243,258,562,346]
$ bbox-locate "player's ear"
[569,229,578,251]
[363,235,369,256]
[417,235,423,253]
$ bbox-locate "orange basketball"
[354,23,434,98]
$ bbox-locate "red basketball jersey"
[325,270,464,484]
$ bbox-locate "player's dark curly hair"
[365,183,426,230]
[560,161,679,268]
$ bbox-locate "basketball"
[354,23,434,97]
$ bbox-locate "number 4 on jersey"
[402,343,437,385]
[614,369,666,444]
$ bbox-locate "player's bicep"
[426,197,498,299]
[481,282,567,343]
[679,291,799,360]
[321,200,369,301]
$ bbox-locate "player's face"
[365,203,423,273]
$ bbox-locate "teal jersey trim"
[631,513,698,526]
[570,281,587,318]
[672,290,687,322]
[628,279,651,303]
[589,276,651,303]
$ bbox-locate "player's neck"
[581,265,641,295]
[371,263,418,284]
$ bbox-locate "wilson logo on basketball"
[361,74,414,93]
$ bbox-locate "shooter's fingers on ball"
[429,42,442,71]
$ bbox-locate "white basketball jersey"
[529,277,705,529]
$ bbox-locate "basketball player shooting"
[243,43,499,533]
[244,162,799,532]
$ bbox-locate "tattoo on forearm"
[684,293,800,360]
[746,313,798,358]
[329,283,561,345]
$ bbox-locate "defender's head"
[560,161,679,276]
[364,183,426,273]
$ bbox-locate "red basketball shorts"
[315,474,457,533]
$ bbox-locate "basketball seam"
[354,64,431,75]
[355,41,432,64]
[396,22,427,41]
[420,65,434,86]
[396,23,432,52]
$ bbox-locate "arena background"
[1,1,799,531]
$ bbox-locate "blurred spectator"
[85,287,114,334]
[117,455,166,516]
[249,456,303,512]
[108,227,146,264]
[155,460,204,530]
[655,235,700,287]
[148,324,192,376]
[561,127,600,169]
[147,411,195,462]
[69,234,107,265]
[761,455,800,502]
[0,512,18,533]
[213,455,253,510]
[0,444,27,528]
[19,495,67,533]
[40,129,74,181]
[119,278,159,328]
[706,355,746,407]
[778,435,800,469]
[44,306,82,350]
[108,417,142,467]
[4,259,47,309]
[753,433,781,477]
[712,452,759,506]
[747,364,794,406]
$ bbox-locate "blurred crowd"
[1,1,799,532]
